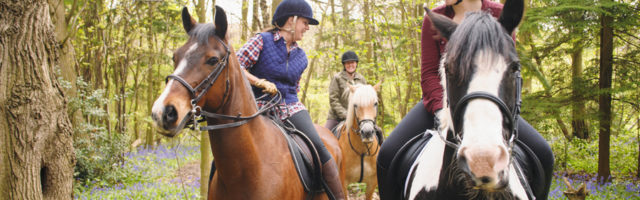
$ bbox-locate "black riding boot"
[322,158,346,200]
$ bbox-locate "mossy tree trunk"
[0,0,75,199]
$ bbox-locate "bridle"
[165,37,280,131]
[347,118,379,156]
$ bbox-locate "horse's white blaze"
[407,131,446,199]
[508,165,529,200]
[459,50,508,149]
[174,43,199,75]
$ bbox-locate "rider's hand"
[254,79,278,95]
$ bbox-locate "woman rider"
[325,50,368,131]
[375,0,554,199]
[236,0,345,199]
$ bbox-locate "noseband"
[165,37,280,131]
[442,65,523,152]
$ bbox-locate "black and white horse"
[405,0,546,199]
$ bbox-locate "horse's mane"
[345,84,378,132]
[445,11,519,86]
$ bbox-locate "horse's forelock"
[191,23,219,45]
[345,84,378,132]
[445,11,517,86]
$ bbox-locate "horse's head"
[345,83,380,144]
[151,6,233,137]
[426,0,524,191]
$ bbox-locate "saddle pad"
[276,122,326,194]
[387,130,434,198]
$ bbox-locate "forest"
[0,0,638,199]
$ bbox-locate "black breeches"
[288,110,333,164]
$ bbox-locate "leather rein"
[165,37,280,131]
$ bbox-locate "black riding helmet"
[272,0,319,27]
[341,50,359,71]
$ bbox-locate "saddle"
[387,130,546,200]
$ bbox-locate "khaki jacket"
[327,71,367,120]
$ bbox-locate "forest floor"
[75,144,640,199]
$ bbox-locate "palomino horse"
[150,6,342,199]
[404,0,549,199]
[336,83,381,200]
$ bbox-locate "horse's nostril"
[163,105,178,125]
[480,176,491,184]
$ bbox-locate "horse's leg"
[364,175,377,200]
[406,131,447,200]
[364,156,378,200]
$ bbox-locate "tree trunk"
[252,0,261,32]
[597,3,613,183]
[195,2,211,199]
[0,0,75,199]
[260,0,270,29]
[341,0,349,46]
[241,0,249,41]
[571,46,589,139]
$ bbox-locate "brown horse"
[336,83,381,200]
[150,6,342,200]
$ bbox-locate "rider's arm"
[420,11,445,114]
[329,74,347,120]
[236,34,264,85]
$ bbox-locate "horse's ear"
[181,7,196,33]
[498,0,524,35]
[424,5,457,40]
[373,81,382,92]
[214,6,228,40]
[349,84,356,93]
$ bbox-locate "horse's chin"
[361,137,375,144]
[154,125,180,137]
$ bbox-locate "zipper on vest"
[286,52,290,71]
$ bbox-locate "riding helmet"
[272,0,319,27]
[341,50,359,64]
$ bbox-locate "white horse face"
[346,84,380,144]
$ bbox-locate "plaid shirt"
[237,31,306,120]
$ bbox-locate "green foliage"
[72,77,132,189]
[549,131,638,176]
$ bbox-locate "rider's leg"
[288,110,345,200]
[516,118,554,200]
[324,118,340,132]
[377,101,435,200]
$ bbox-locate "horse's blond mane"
[345,84,378,132]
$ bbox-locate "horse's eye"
[511,62,521,71]
[374,102,378,107]
[206,57,219,65]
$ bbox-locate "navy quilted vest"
[250,32,308,103]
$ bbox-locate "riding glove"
[254,79,278,95]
